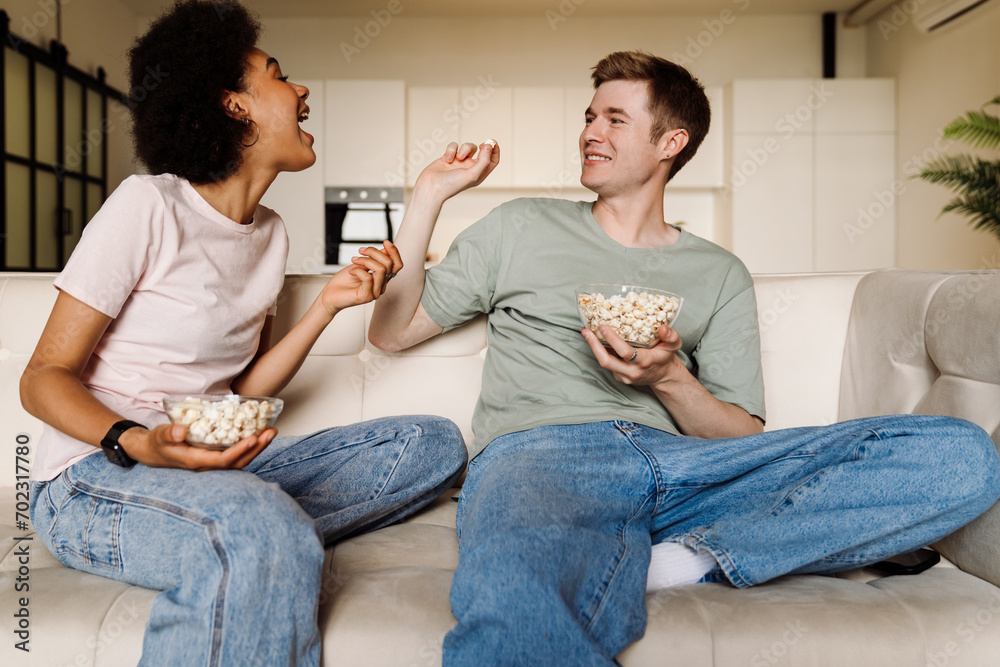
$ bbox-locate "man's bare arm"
[369,141,498,351]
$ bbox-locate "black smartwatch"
[100,420,145,468]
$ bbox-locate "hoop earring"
[240,118,260,148]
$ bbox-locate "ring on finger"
[627,347,638,362]
[386,272,396,280]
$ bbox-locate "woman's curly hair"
[127,0,262,184]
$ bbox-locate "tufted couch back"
[2,270,998,486]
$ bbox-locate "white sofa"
[2,268,1000,666]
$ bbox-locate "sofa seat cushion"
[625,568,1000,666]
[6,489,1000,666]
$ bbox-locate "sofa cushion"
[625,568,1000,666]
[6,269,1000,667]
[839,270,955,420]
[750,272,865,431]
[916,273,1000,440]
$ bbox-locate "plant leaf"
[918,156,1000,193]
[943,109,1000,150]
[940,190,1000,238]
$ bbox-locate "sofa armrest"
[838,270,1000,586]
[935,500,1000,588]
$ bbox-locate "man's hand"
[415,141,499,201]
[582,323,764,438]
[581,324,684,390]
[122,423,276,471]
[321,241,403,315]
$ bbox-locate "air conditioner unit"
[914,0,995,32]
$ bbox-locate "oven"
[324,186,404,266]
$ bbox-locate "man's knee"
[934,417,1000,512]
[416,415,469,478]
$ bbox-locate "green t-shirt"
[422,198,765,459]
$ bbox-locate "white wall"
[258,14,827,87]
[866,1,1000,270]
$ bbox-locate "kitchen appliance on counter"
[324,186,404,267]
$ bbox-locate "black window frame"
[1,9,128,272]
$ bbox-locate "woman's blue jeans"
[443,415,1000,667]
[29,415,467,667]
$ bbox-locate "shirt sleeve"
[54,176,162,319]
[692,276,767,422]
[421,204,504,332]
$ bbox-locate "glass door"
[2,11,125,271]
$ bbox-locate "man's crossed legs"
[444,416,1000,666]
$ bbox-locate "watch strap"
[101,420,144,468]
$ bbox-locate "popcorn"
[165,395,276,446]
[578,289,681,347]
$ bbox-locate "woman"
[19,1,491,664]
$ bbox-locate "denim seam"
[765,469,824,517]
[615,422,664,518]
[38,481,55,515]
[682,532,752,588]
[372,425,417,501]
[331,455,466,544]
[250,429,357,474]
[254,426,417,503]
[65,477,231,667]
[46,480,76,545]
[80,497,123,571]
[583,491,656,635]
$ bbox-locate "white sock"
[646,541,718,591]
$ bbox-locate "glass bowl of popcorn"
[162,394,284,450]
[577,284,683,349]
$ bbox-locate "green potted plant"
[917,96,1000,244]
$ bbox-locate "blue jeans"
[443,415,1000,667]
[29,415,467,667]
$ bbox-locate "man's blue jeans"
[29,415,467,667]
[444,415,1000,666]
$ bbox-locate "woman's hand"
[320,241,403,315]
[123,423,276,471]
[414,141,499,202]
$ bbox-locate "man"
[369,51,1000,666]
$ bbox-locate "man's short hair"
[591,51,711,181]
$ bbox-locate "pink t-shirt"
[31,174,289,481]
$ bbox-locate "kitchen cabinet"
[813,133,896,272]
[730,133,815,273]
[324,80,405,187]
[404,84,725,192]
[668,86,725,189]
[726,78,895,273]
[405,87,461,187]
[512,87,565,188]
[260,80,328,273]
[458,85,513,187]
[563,86,594,181]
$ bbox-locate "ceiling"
[120,0,868,19]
